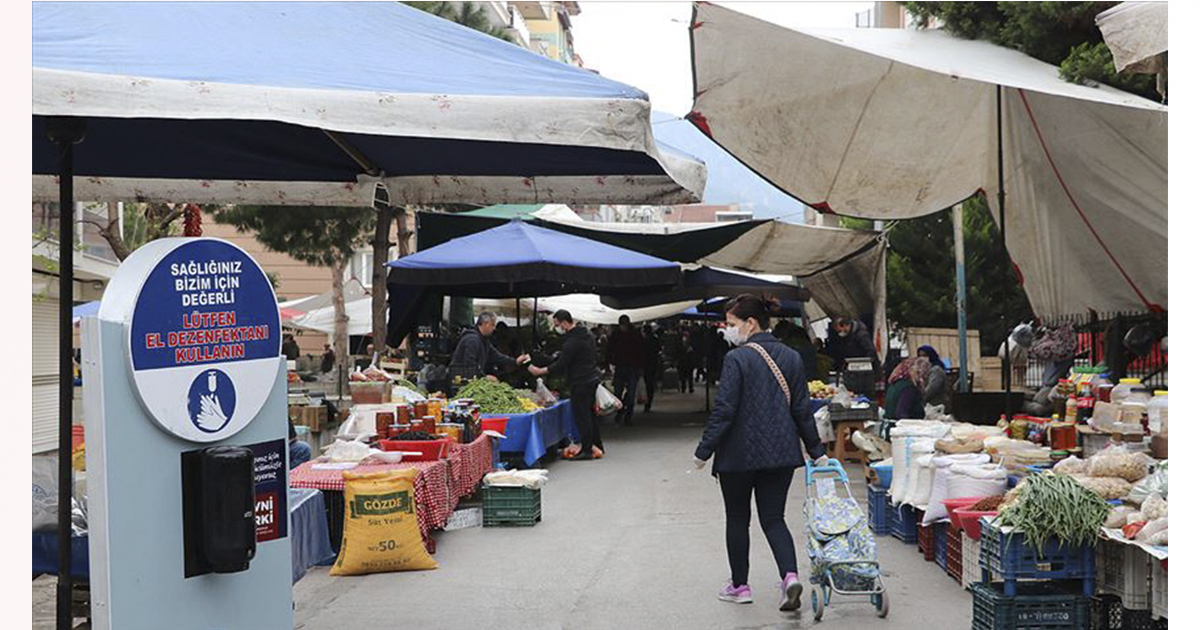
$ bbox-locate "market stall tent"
[688,2,1166,318]
[1096,2,1168,73]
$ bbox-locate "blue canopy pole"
[47,116,85,630]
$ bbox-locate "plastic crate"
[935,521,949,570]
[828,403,877,423]
[980,518,1096,597]
[1092,595,1168,630]
[963,534,983,589]
[918,522,936,561]
[867,484,891,534]
[891,503,919,544]
[482,485,541,527]
[970,581,1091,630]
[947,528,964,584]
[1098,539,1152,610]
[1151,559,1166,621]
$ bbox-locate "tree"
[903,2,1161,101]
[406,2,514,43]
[844,194,1033,351]
[212,206,376,385]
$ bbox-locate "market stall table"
[290,488,335,583]
[491,400,579,466]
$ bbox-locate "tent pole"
[47,116,85,630]
[997,86,1012,418]
[953,203,969,393]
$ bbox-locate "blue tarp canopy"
[386,221,682,345]
[33,2,704,205]
[72,301,101,323]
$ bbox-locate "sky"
[572,2,874,220]
[572,1,874,117]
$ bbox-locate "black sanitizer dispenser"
[182,445,257,577]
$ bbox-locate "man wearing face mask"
[528,310,605,460]
[828,316,880,375]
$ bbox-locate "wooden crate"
[976,357,1025,393]
[288,405,328,432]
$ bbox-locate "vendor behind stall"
[828,316,879,375]
[449,312,530,382]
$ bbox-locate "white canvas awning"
[1097,2,1168,73]
[689,3,1167,317]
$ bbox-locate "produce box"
[1097,539,1151,610]
[349,381,390,405]
[288,405,328,432]
[947,527,963,584]
[962,532,983,589]
[867,484,891,535]
[970,581,1091,630]
[980,518,1096,597]
[1091,594,1167,630]
[918,522,936,562]
[935,521,949,570]
[482,485,541,527]
[1151,559,1166,621]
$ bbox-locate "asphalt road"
[292,390,973,630]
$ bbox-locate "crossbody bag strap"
[746,342,790,404]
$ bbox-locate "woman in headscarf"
[883,356,932,420]
[917,345,949,410]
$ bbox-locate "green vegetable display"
[395,377,427,397]
[995,472,1109,557]
[456,378,526,414]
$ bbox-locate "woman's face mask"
[724,318,750,347]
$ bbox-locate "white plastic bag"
[1142,493,1168,520]
[912,454,937,509]
[889,436,911,503]
[33,455,57,532]
[594,383,622,417]
[923,453,991,524]
[901,438,937,506]
[535,378,558,407]
[815,406,834,443]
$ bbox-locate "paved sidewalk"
[292,391,973,630]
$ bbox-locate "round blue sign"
[187,369,237,434]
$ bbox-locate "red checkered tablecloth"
[290,459,451,549]
[447,435,494,501]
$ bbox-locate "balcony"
[512,1,553,21]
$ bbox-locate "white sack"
[924,453,992,524]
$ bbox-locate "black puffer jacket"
[695,332,826,474]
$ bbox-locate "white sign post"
[81,237,293,629]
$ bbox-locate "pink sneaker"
[718,582,753,604]
[779,572,803,611]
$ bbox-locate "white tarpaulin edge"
[690,3,1166,317]
[1097,2,1168,73]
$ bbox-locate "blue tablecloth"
[290,487,334,582]
[492,400,579,466]
[32,531,89,580]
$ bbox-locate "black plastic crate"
[482,485,541,527]
[1092,595,1169,630]
[971,581,1091,630]
[867,484,891,534]
[980,519,1096,597]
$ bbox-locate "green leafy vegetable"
[456,378,526,414]
[995,472,1109,556]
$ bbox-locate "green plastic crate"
[482,485,541,527]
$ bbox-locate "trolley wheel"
[811,589,824,621]
[873,590,889,618]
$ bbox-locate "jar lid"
[1120,378,1141,384]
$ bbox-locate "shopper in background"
[917,345,949,410]
[289,420,312,469]
[607,315,645,426]
[642,324,663,412]
[679,327,698,393]
[320,343,335,373]
[282,333,301,361]
[528,310,604,460]
[693,294,827,612]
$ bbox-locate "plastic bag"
[1129,461,1167,504]
[535,378,558,407]
[946,463,1008,503]
[901,438,937,506]
[815,406,835,443]
[33,455,57,532]
[1105,505,1137,529]
[1142,493,1167,520]
[594,382,622,417]
[1089,444,1150,482]
[923,453,992,524]
[1074,476,1133,500]
[1135,517,1168,543]
[1052,456,1090,476]
[1146,528,1167,546]
[912,454,937,508]
[936,437,984,454]
[830,385,854,409]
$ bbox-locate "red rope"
[1014,88,1160,312]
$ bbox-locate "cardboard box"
[288,405,328,432]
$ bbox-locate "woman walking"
[693,294,828,611]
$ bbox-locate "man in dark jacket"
[528,310,604,460]
[641,324,663,412]
[606,315,645,426]
[828,316,880,374]
[449,312,529,383]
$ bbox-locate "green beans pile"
[456,378,526,414]
[996,472,1109,557]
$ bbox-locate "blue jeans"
[290,439,312,469]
